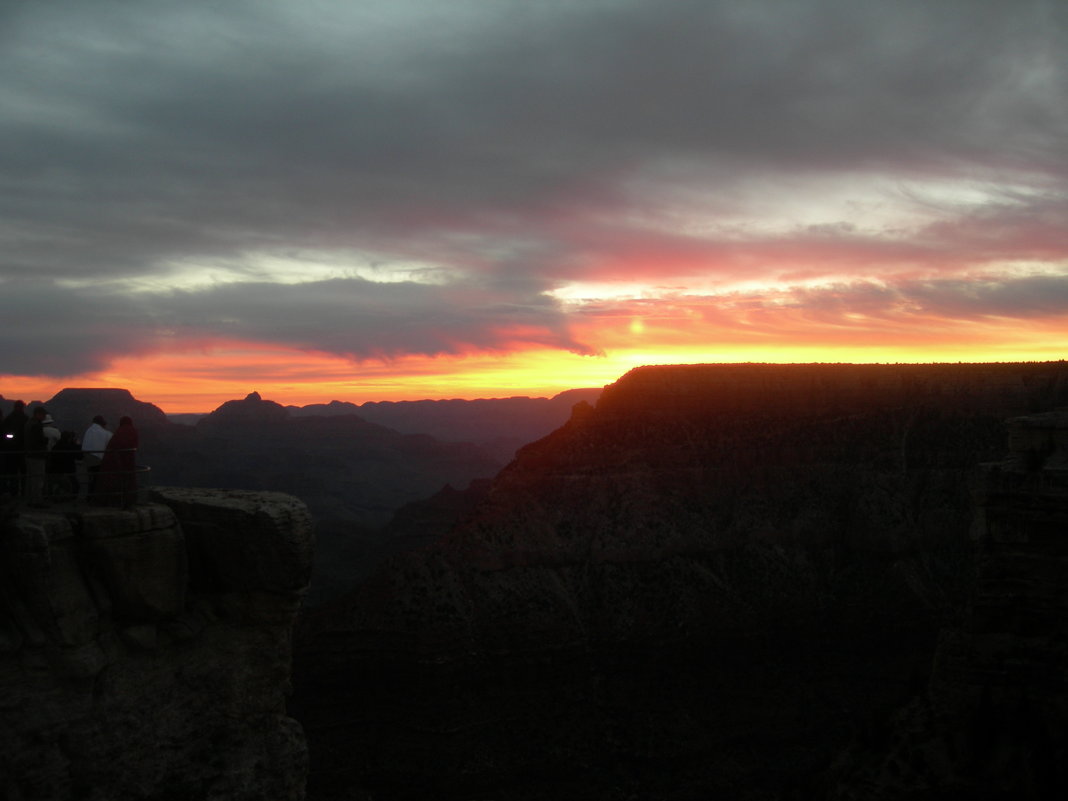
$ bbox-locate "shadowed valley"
[293,362,1068,800]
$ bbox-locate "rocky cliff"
[1,488,314,801]
[293,361,1068,800]
[827,409,1068,799]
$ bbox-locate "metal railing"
[0,448,149,509]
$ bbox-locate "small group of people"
[0,401,140,507]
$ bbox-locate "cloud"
[903,274,1068,320]
[0,279,159,376]
[0,273,599,377]
[0,0,1065,380]
[566,270,1068,350]
[757,272,1068,324]
[154,276,601,357]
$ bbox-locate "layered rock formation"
[0,488,314,800]
[827,409,1068,799]
[294,362,1068,800]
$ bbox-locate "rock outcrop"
[827,409,1068,799]
[293,362,1068,800]
[198,391,290,427]
[0,488,314,801]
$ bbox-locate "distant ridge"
[321,389,603,455]
[287,399,359,417]
[198,391,288,427]
[1,387,169,433]
[166,389,604,453]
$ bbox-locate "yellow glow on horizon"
[4,328,1067,414]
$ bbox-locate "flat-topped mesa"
[595,362,1068,421]
[0,488,314,801]
[34,387,170,433]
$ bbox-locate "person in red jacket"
[96,416,140,507]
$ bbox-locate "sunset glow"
[2,1,1066,414]
[4,327,1065,414]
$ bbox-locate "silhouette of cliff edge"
[0,488,314,800]
[294,361,1068,800]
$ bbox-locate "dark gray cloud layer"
[2,0,1066,376]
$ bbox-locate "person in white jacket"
[82,415,112,496]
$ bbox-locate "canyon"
[294,362,1068,800]
[4,362,1068,799]
[2,387,596,607]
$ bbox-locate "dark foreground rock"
[1,488,314,801]
[293,362,1068,800]
[827,409,1068,800]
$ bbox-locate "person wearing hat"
[41,414,60,450]
[82,415,112,498]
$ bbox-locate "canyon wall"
[294,362,1068,800]
[828,409,1068,799]
[1,488,314,801]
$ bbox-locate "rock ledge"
[1,488,314,801]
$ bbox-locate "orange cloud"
[6,294,1066,416]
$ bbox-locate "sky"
[2,0,1066,412]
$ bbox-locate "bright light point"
[629,317,646,335]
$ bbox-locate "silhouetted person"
[1,400,28,496]
[48,430,82,500]
[82,415,112,497]
[97,416,139,507]
[41,414,60,450]
[40,414,61,498]
[24,406,49,505]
